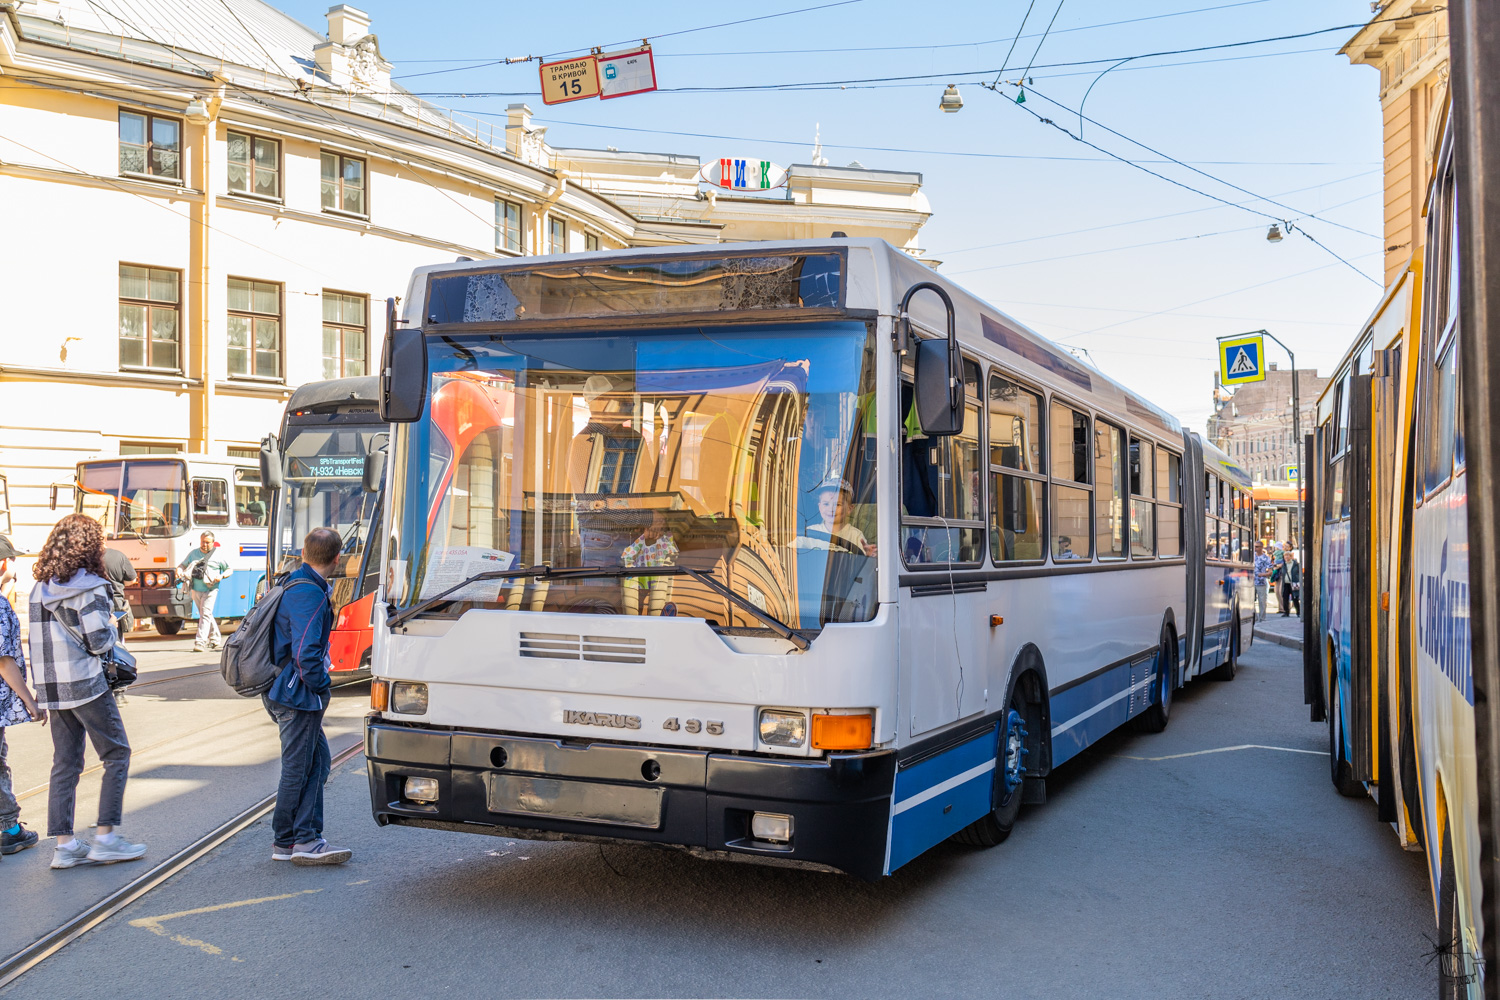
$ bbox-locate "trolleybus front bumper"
[366,720,896,881]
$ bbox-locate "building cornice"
[0,156,203,200]
[0,365,201,391]
[214,193,499,258]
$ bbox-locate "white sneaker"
[290,839,351,866]
[87,832,146,864]
[272,845,294,861]
[51,840,92,869]
[192,643,206,652]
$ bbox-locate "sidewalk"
[1254,613,1304,651]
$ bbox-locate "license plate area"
[485,773,664,829]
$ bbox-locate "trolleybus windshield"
[388,320,877,632]
[274,418,383,609]
[76,459,189,538]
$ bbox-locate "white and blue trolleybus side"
[365,240,1251,878]
[72,455,272,635]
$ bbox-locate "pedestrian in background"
[28,514,146,868]
[266,527,351,866]
[1281,548,1302,618]
[100,546,136,641]
[1253,542,1272,622]
[0,534,43,857]
[177,531,230,653]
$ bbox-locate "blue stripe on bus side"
[1049,655,1156,766]
[886,725,1000,874]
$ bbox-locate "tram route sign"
[539,55,601,105]
[598,45,657,99]
[1218,333,1266,385]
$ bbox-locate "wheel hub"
[1002,709,1029,796]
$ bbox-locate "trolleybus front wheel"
[952,691,1032,848]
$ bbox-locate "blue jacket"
[267,564,333,712]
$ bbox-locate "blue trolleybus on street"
[363,240,1253,878]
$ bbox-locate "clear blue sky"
[280,0,1386,431]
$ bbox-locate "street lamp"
[1266,223,1284,243]
[939,84,964,113]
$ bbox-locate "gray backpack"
[219,579,315,697]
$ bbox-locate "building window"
[119,264,180,371]
[548,216,566,254]
[495,199,522,253]
[321,152,366,215]
[227,132,280,199]
[119,110,181,181]
[322,291,368,378]
[227,278,282,379]
[226,447,259,460]
[585,232,600,252]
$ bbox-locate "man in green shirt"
[178,532,231,652]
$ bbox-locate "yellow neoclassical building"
[0,0,932,555]
[1340,1,1449,288]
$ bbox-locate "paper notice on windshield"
[419,546,516,603]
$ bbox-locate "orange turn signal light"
[811,713,873,750]
[990,615,1004,627]
[371,678,390,712]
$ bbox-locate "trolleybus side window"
[1155,448,1182,557]
[1424,164,1462,496]
[191,477,229,527]
[1129,437,1154,559]
[1094,421,1126,560]
[987,372,1045,563]
[234,468,269,527]
[900,358,984,567]
[1048,402,1091,560]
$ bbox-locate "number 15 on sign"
[539,56,601,105]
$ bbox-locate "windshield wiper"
[388,565,810,650]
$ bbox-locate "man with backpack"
[264,527,351,866]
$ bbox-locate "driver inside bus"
[793,480,874,556]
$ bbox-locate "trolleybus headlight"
[391,681,429,715]
[404,777,440,804]
[750,812,793,844]
[758,709,806,747]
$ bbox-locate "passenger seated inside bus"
[792,480,874,556]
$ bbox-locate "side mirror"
[258,435,284,491]
[363,433,389,493]
[49,483,59,511]
[902,282,962,437]
[380,298,427,423]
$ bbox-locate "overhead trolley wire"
[992,0,1042,88]
[1019,0,1069,83]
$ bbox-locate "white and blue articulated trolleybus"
[365,240,1254,878]
[69,455,272,635]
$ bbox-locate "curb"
[1254,627,1304,652]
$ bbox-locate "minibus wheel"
[1437,824,1470,998]
[152,617,182,636]
[1328,669,1363,798]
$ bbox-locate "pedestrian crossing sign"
[1218,334,1266,385]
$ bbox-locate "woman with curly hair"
[28,514,146,869]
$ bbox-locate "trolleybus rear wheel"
[952,690,1030,848]
[1133,627,1176,733]
[1328,670,1363,798]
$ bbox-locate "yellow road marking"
[129,889,322,959]
[1116,743,1324,762]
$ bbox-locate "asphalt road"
[5,639,1433,999]
[0,631,369,966]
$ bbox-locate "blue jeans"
[263,696,329,846]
